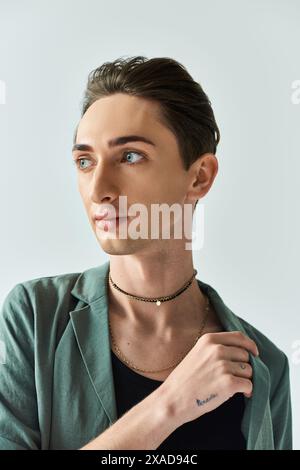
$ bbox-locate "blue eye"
[73,158,91,170]
[122,151,144,165]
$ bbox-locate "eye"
[73,157,92,170]
[121,150,145,165]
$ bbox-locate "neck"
[107,251,207,335]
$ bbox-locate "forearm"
[80,385,178,450]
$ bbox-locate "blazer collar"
[70,260,270,450]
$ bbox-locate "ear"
[186,153,218,202]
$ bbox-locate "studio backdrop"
[0,0,299,449]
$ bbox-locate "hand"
[159,331,259,427]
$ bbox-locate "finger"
[221,345,251,363]
[231,361,253,379]
[205,331,259,357]
[228,375,253,398]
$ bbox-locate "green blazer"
[0,260,293,450]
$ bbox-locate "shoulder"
[0,262,110,336]
[2,270,81,310]
[0,260,110,340]
[0,271,82,337]
[23,270,81,302]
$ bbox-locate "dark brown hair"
[75,55,220,172]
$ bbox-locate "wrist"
[151,382,182,431]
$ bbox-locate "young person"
[0,56,292,450]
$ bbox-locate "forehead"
[75,93,172,146]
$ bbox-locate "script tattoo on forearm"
[196,393,218,406]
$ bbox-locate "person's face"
[72,93,208,255]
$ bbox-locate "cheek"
[77,180,89,204]
[149,177,186,201]
[77,184,84,200]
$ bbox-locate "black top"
[111,350,247,450]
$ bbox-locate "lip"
[102,216,126,221]
[94,213,122,221]
[95,216,129,231]
[100,216,127,221]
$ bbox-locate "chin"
[97,237,150,256]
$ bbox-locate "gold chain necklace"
[107,270,211,373]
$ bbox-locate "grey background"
[0,0,299,448]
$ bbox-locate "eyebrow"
[72,135,156,153]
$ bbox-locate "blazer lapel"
[69,261,271,449]
[69,260,118,425]
[198,279,272,450]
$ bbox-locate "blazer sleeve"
[270,353,293,450]
[0,283,40,450]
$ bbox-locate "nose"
[88,161,119,205]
